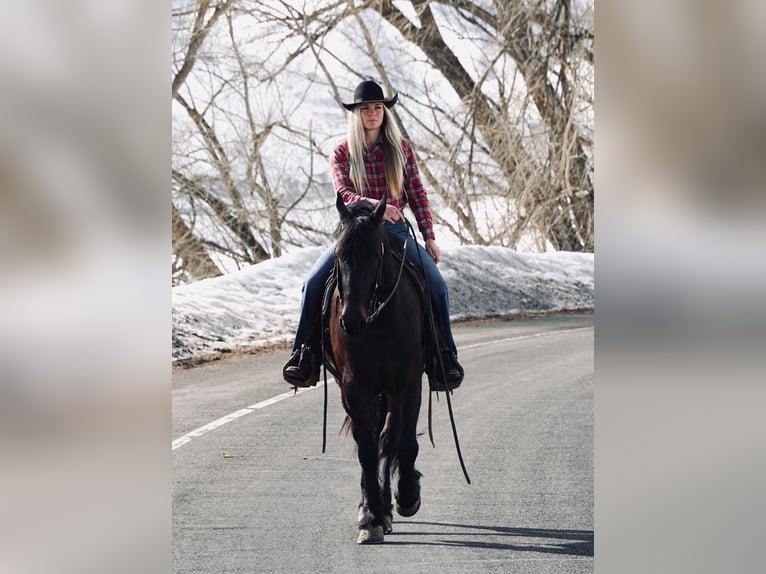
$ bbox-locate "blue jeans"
[291,221,457,354]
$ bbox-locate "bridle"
[364,236,408,324]
[335,233,408,327]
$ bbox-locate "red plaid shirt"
[330,137,435,241]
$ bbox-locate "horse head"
[334,193,387,335]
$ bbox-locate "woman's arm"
[401,140,435,242]
[424,238,441,263]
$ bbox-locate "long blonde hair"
[346,106,405,198]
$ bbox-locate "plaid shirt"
[330,137,435,241]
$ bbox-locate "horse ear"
[372,197,386,225]
[337,192,351,223]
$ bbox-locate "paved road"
[173,314,593,573]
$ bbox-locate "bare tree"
[171,202,221,284]
[171,0,593,283]
[172,0,338,283]
[172,0,236,281]
[373,0,593,251]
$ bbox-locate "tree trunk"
[172,169,270,263]
[172,202,221,282]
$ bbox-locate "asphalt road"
[173,313,593,573]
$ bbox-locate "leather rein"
[365,236,408,325]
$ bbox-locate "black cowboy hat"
[342,80,398,111]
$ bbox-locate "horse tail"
[339,415,353,439]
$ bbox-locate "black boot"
[283,345,320,388]
[428,351,464,392]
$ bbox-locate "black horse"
[328,193,425,544]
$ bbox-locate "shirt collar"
[364,133,384,156]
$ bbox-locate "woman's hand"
[383,203,403,224]
[425,238,441,264]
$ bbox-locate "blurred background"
[1,1,765,573]
[597,1,766,572]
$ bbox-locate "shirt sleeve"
[330,141,366,205]
[402,140,435,241]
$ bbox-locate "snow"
[172,244,594,361]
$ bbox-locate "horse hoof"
[357,525,384,544]
[395,497,421,517]
[383,515,393,534]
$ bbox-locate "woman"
[283,80,463,390]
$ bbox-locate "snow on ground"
[172,245,594,361]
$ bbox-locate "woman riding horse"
[282,80,464,390]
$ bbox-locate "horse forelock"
[336,202,384,267]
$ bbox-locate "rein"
[365,236,408,324]
[404,219,471,485]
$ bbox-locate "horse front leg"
[378,400,399,534]
[349,398,386,544]
[395,378,423,517]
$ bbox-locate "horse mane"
[336,200,386,268]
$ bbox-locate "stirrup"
[283,345,320,388]
[427,351,463,392]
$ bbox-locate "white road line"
[460,326,592,351]
[172,386,317,450]
[172,325,592,451]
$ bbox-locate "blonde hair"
[346,106,405,198]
